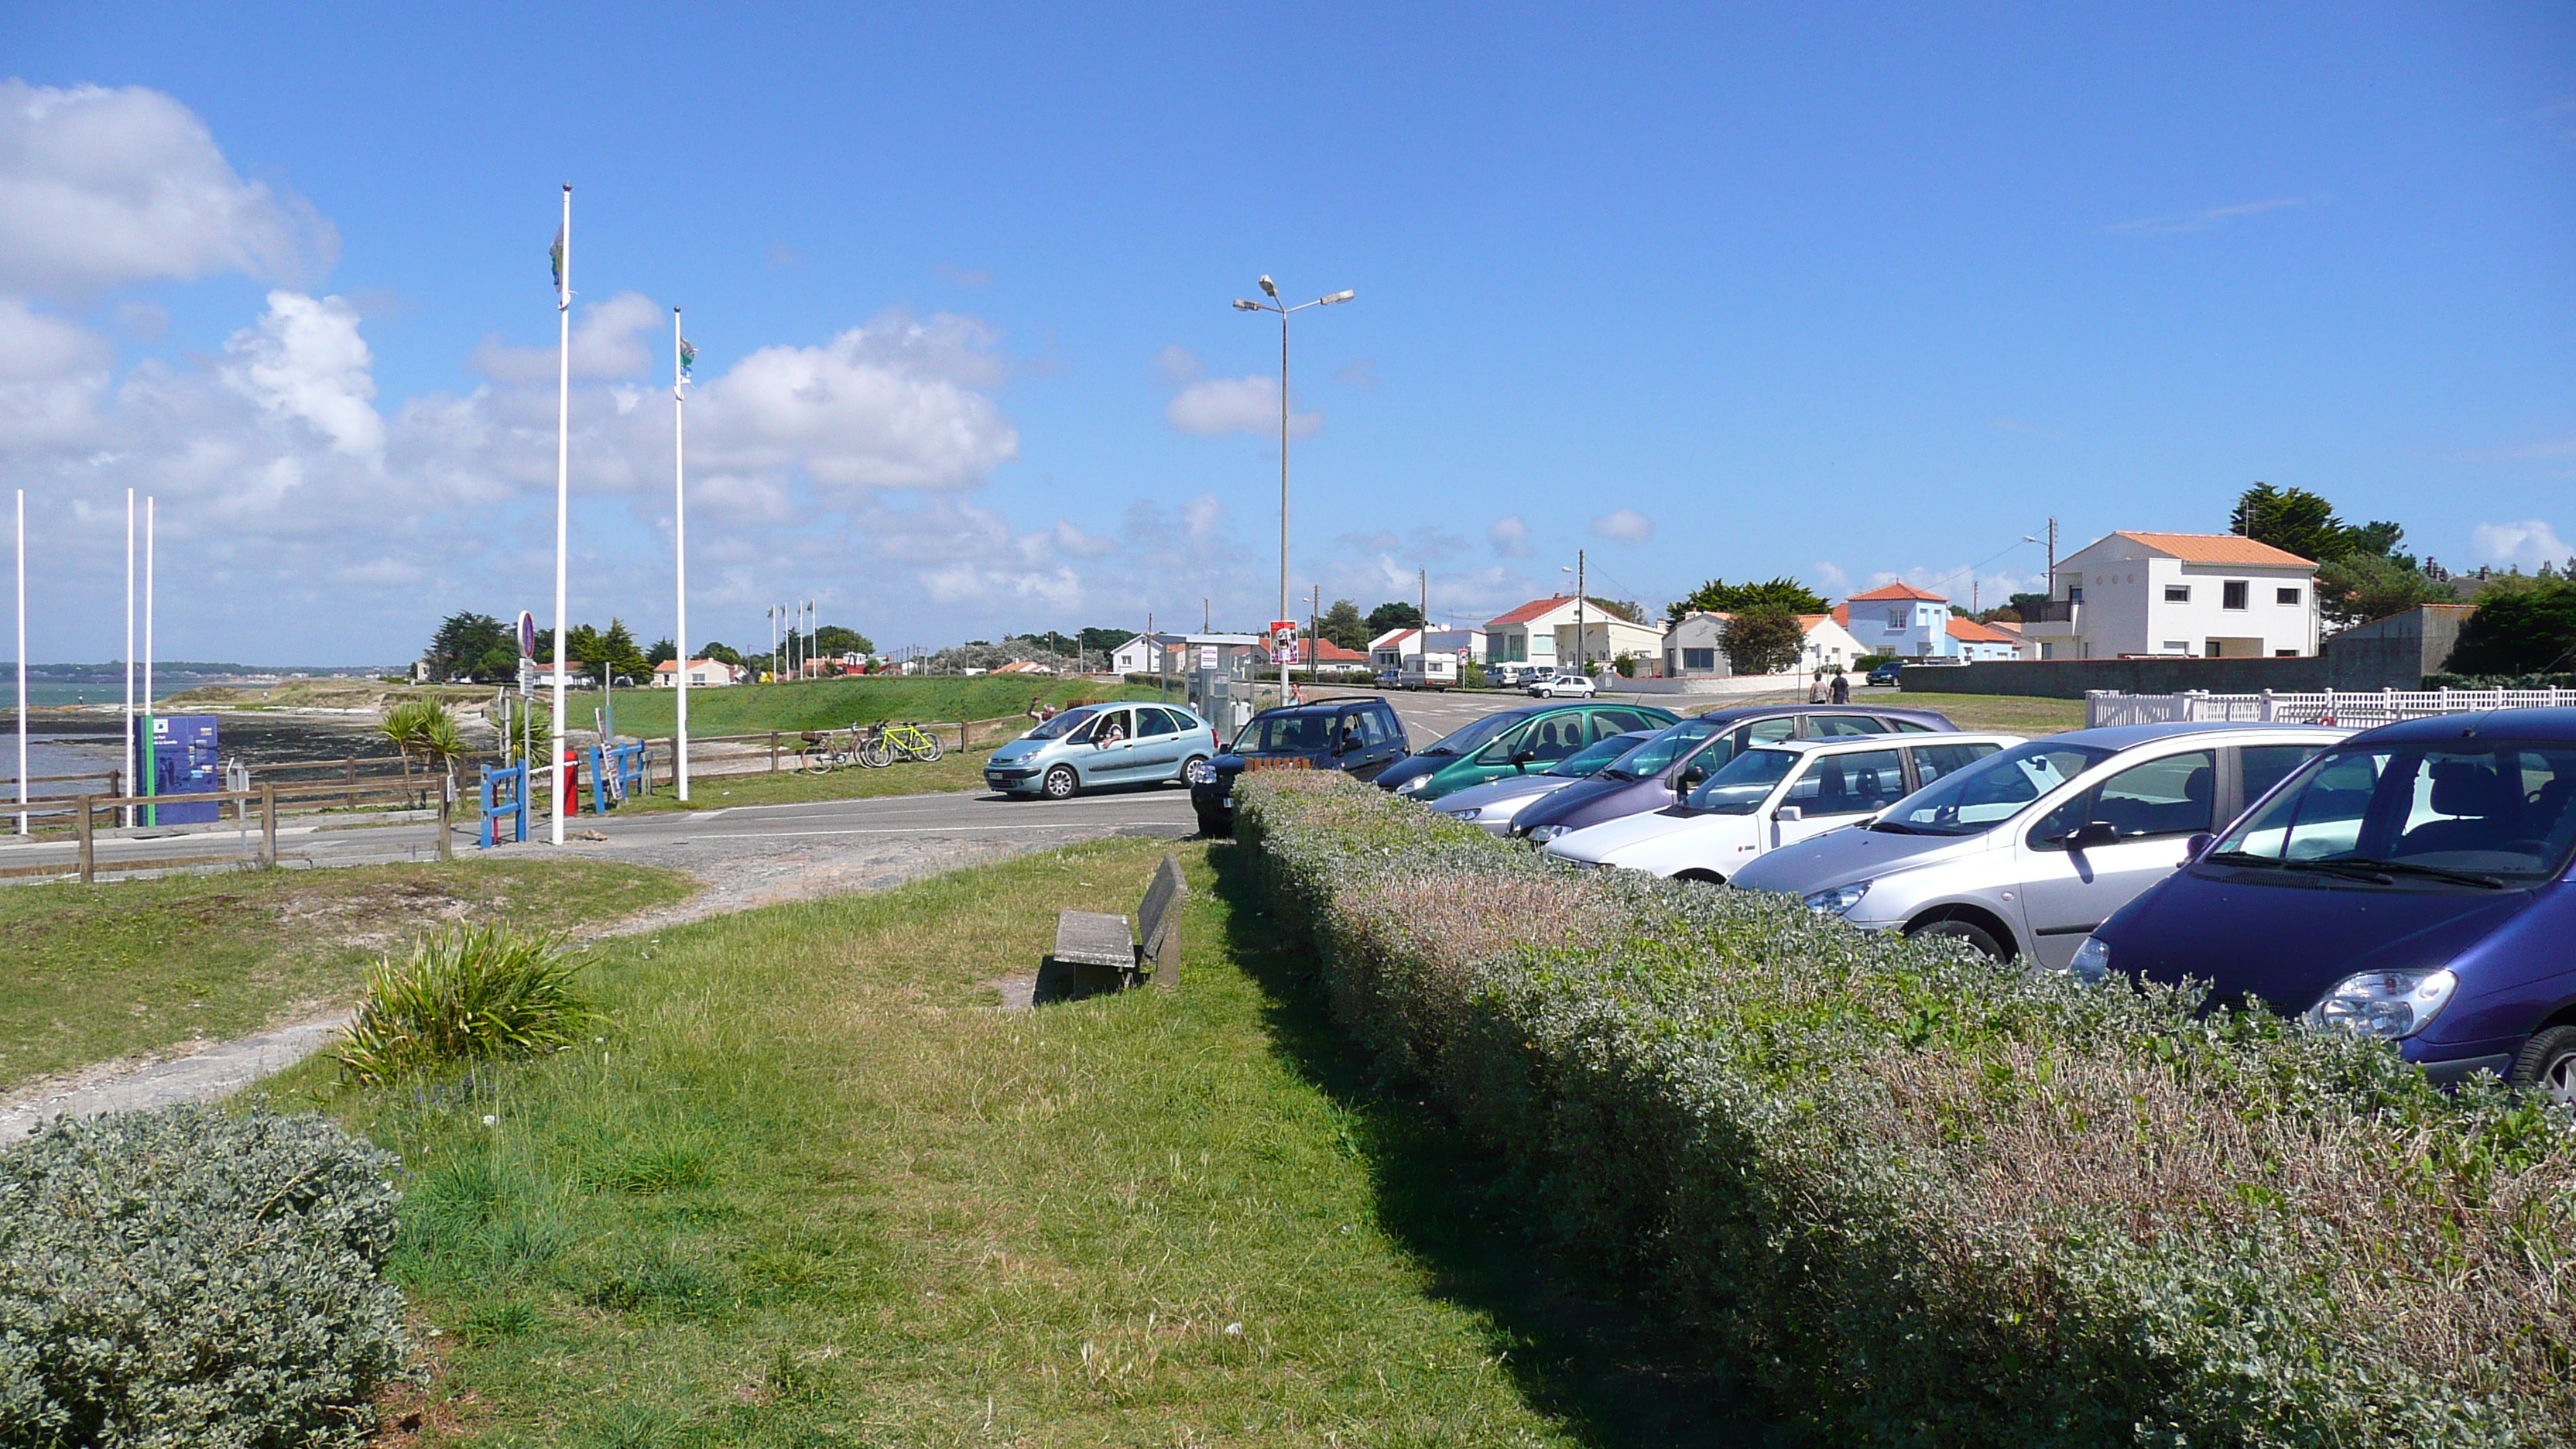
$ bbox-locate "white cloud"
[1166,375,1320,437]
[690,310,1017,491]
[470,291,667,383]
[2105,197,2311,236]
[1488,515,1533,557]
[1590,508,1653,544]
[1811,560,1850,591]
[1153,344,1202,383]
[0,297,114,449]
[1183,493,1223,539]
[221,290,382,461]
[2471,519,2574,570]
[0,80,336,296]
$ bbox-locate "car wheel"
[1673,868,1727,886]
[2510,1026,2576,1105]
[1196,810,1232,838]
[1042,765,1080,800]
[1178,754,1209,785]
[1906,916,2011,963]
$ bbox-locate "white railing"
[2085,687,2576,730]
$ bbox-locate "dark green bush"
[2421,671,2576,691]
[1237,771,2576,1446]
[2442,582,2576,677]
[0,1105,410,1447]
[337,926,594,1083]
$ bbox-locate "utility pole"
[1203,598,1210,632]
[1309,584,1320,680]
[2046,518,2057,596]
[1576,549,1588,678]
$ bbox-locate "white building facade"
[2020,532,2319,659]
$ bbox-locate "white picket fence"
[2085,687,2576,730]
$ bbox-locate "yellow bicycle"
[857,720,944,766]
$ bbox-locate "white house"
[1482,597,1591,669]
[1797,613,1866,673]
[1553,615,1665,673]
[653,659,738,688]
[1112,631,1184,674]
[1944,615,2024,663]
[1833,583,1957,659]
[1368,627,1423,674]
[2019,531,2320,659]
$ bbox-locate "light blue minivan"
[983,701,1221,800]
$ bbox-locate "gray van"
[983,701,1221,800]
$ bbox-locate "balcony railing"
[2019,600,2079,625]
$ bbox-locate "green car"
[1373,702,1680,802]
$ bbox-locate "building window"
[1884,607,1907,628]
[2162,641,2189,653]
[2163,584,2190,603]
[1683,647,1717,671]
[2275,649,2297,657]
[2222,581,2249,610]
[2276,587,2300,606]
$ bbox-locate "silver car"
[1433,728,1656,836]
[982,701,1221,800]
[1728,722,2348,968]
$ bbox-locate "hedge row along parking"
[1235,767,2576,1444]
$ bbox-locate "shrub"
[337,927,594,1083]
[1235,771,2576,1445]
[2442,581,2576,677]
[0,1105,409,1447]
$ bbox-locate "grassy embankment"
[0,861,692,1093]
[1877,690,2084,735]
[270,839,1728,1444]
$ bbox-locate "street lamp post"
[1233,276,1353,703]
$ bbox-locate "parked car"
[984,701,1221,800]
[2081,709,2576,1093]
[1374,701,1680,803]
[1528,670,1597,698]
[1514,704,1961,843]
[1432,728,1659,836]
[1188,695,1409,836]
[1865,661,1904,687]
[1728,722,2348,967]
[1487,663,1533,689]
[1544,734,2023,879]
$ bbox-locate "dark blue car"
[2082,709,2576,1096]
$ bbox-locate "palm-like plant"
[379,698,444,798]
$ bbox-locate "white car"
[1541,733,2026,881]
[1728,722,2350,968]
[1528,671,1597,698]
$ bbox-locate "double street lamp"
[1234,276,1354,685]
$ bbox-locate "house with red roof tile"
[2023,531,2320,659]
[1833,581,1958,659]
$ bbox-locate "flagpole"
[550,183,571,846]
[673,305,690,803]
[14,489,25,836]
[122,488,133,827]
[143,495,155,827]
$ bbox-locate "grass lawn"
[276,839,1755,1446]
[0,860,694,1093]
[1876,690,2086,735]
[618,748,1003,814]
[602,677,1170,738]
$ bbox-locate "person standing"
[1829,671,1850,704]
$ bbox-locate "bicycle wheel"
[858,741,894,769]
[916,733,944,762]
[802,748,834,776]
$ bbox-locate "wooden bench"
[1043,854,1186,999]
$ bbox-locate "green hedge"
[0,1106,410,1447]
[1236,771,2576,1445]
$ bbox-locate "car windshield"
[1418,712,1523,758]
[1596,719,1724,781]
[2208,740,2576,886]
[1872,739,2114,836]
[1544,731,1649,779]
[1234,710,1341,753]
[1024,705,1100,741]
[1685,747,1801,814]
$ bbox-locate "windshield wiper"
[2201,849,2285,871]
[2321,857,2507,889]
[1865,819,1921,834]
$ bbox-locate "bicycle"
[879,719,945,764]
[796,728,856,775]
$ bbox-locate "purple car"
[1512,704,1958,844]
[2081,709,2576,1095]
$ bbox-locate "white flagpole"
[144,495,155,826]
[122,488,133,827]
[551,183,571,845]
[14,489,24,836]
[673,305,690,803]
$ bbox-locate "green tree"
[1720,609,1807,677]
[1365,601,1425,635]
[424,612,510,682]
[1594,598,1646,625]
[2443,581,2576,677]
[2317,552,2452,629]
[646,638,677,666]
[814,625,875,656]
[697,640,742,667]
[595,619,648,684]
[1667,577,1828,624]
[1077,626,1129,657]
[2230,483,2345,562]
[1318,599,1369,651]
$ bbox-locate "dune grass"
[601,677,1166,738]
[0,860,692,1094]
[273,839,1747,1446]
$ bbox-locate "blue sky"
[4,2,2571,663]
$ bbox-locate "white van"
[1397,654,1458,691]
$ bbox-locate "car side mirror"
[2060,820,2120,851]
[1510,748,1538,766]
[2183,831,2215,865]
[1775,805,1804,823]
[1677,766,1707,791]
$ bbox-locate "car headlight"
[1394,775,1429,794]
[1444,805,1482,821]
[2306,968,2457,1040]
[2065,935,2110,985]
[1184,759,1218,786]
[1803,881,1870,916]
[1527,824,1572,843]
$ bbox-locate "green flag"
[550,224,566,301]
[679,336,697,381]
